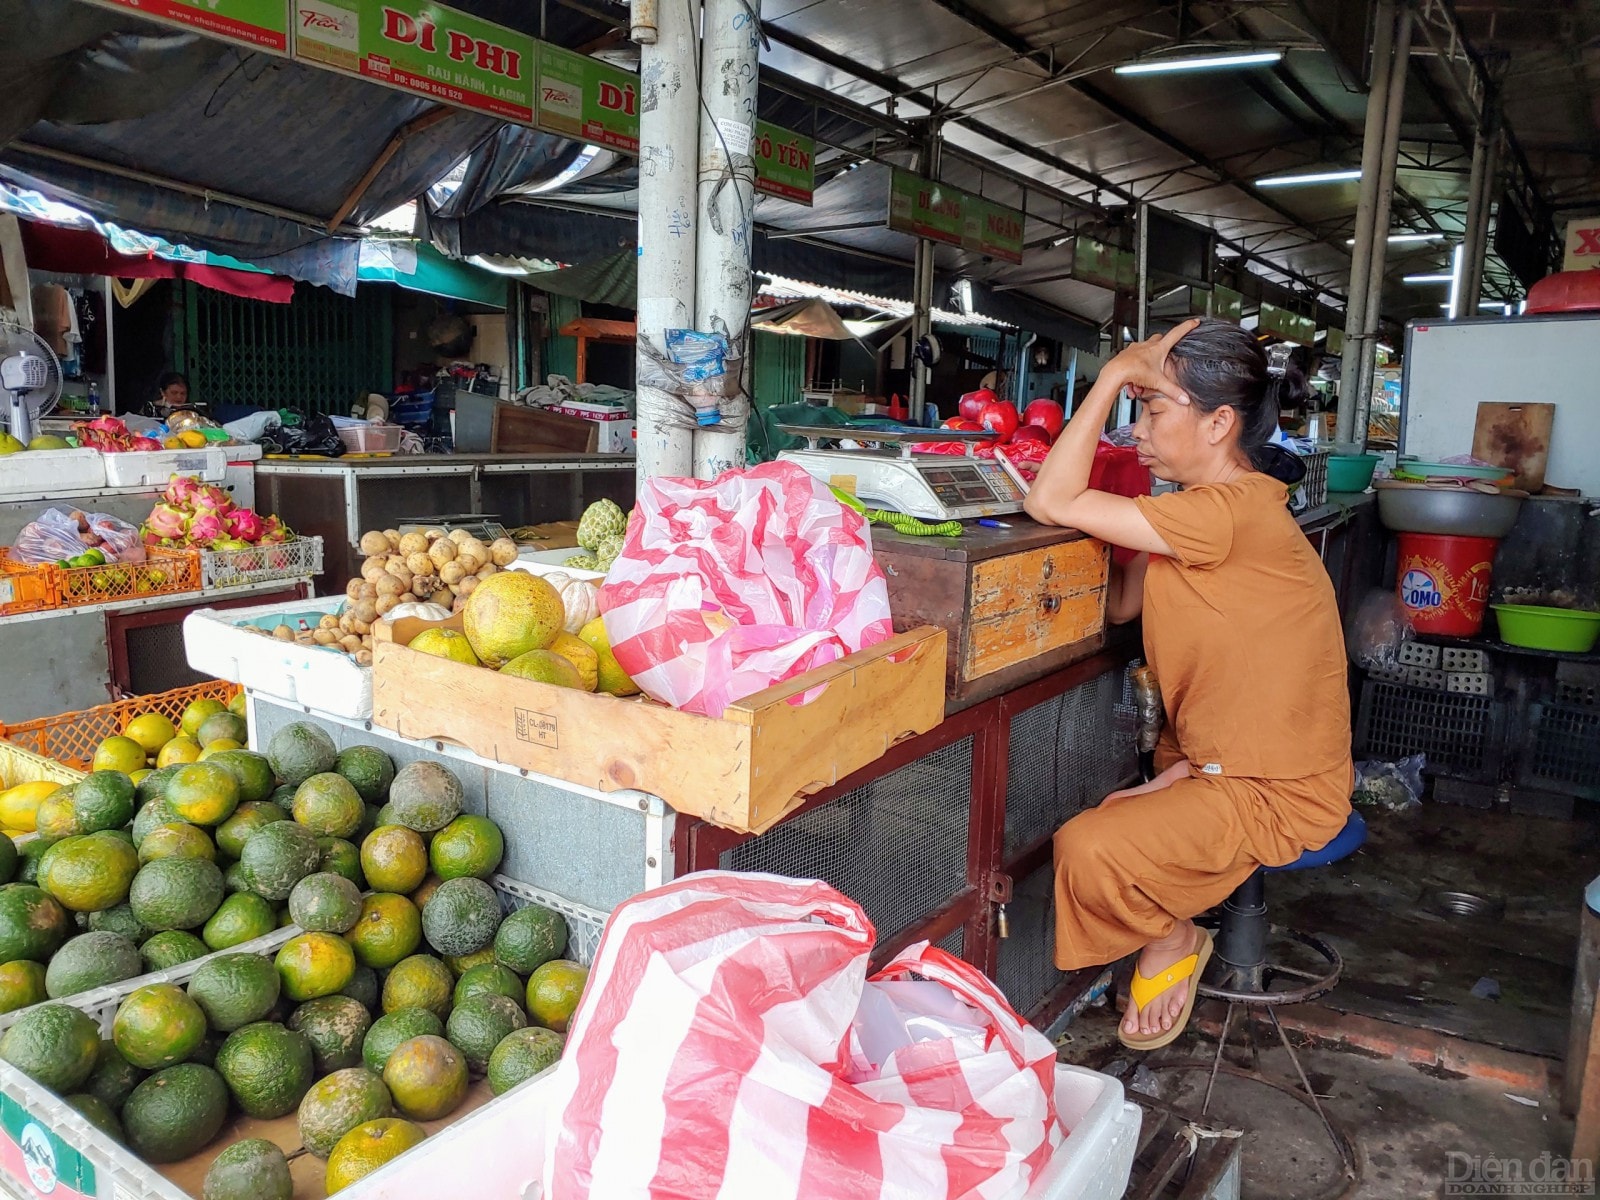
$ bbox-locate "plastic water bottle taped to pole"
[635,331,746,430]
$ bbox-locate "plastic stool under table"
[1190,812,1368,1195]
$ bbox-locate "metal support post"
[1338,0,1396,446]
[1464,113,1500,310]
[1135,201,1150,343]
[908,128,941,423]
[1353,6,1413,448]
[692,0,762,479]
[633,0,700,481]
[1458,130,1489,318]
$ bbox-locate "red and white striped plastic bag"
[597,461,894,717]
[541,872,1063,1200]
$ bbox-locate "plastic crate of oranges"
[52,545,200,608]
[0,680,240,772]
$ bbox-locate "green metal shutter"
[543,294,581,381]
[177,280,394,416]
[751,331,805,412]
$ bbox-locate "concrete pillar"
[691,0,763,479]
[632,0,699,481]
[1337,0,1397,447]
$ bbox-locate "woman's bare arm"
[1107,552,1149,624]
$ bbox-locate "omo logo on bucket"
[19,1122,57,1194]
[1401,568,1445,612]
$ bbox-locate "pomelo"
[462,572,564,667]
[499,649,582,689]
[408,628,480,666]
[546,633,598,691]
[577,617,639,696]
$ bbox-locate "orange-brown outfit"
[1053,473,1353,969]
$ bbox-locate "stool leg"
[1203,1002,1236,1115]
[1266,1006,1353,1178]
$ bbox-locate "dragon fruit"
[194,484,235,515]
[130,436,164,451]
[142,503,191,543]
[187,511,228,546]
[224,508,266,543]
[258,515,293,544]
[163,475,201,508]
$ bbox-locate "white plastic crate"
[197,536,322,591]
[102,447,227,487]
[0,878,606,1200]
[0,448,105,498]
[183,596,372,720]
[351,1060,1139,1200]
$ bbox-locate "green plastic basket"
[1491,604,1600,654]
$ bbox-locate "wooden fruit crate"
[372,615,947,834]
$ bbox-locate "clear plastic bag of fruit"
[12,507,145,565]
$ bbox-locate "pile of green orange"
[0,719,589,1197]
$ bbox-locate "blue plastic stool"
[1188,812,1367,1186]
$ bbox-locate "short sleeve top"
[1131,474,1352,780]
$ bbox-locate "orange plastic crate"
[52,546,200,609]
[0,680,240,771]
[0,552,58,616]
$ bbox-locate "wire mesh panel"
[1520,702,1600,801]
[1005,665,1137,855]
[995,859,1063,1019]
[123,618,210,695]
[1355,678,1501,781]
[722,738,973,948]
[936,925,965,959]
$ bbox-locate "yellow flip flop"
[1118,928,1214,1051]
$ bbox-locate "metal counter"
[254,454,636,591]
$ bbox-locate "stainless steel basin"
[1376,483,1524,538]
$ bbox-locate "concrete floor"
[1054,802,1595,1198]
[1063,1004,1573,1200]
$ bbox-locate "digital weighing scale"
[776,426,1028,521]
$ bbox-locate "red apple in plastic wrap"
[1010,424,1051,447]
[941,417,982,431]
[977,401,1020,441]
[1022,398,1065,439]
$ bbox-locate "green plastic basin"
[1491,604,1600,654]
[1326,454,1380,493]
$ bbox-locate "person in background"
[1025,318,1352,1051]
[146,371,202,419]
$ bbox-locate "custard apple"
[563,553,600,570]
[576,499,628,551]
[594,533,625,572]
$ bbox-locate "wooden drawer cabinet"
[874,523,1110,711]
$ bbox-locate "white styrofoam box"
[183,594,373,719]
[594,418,635,454]
[0,447,105,497]
[102,446,227,487]
[224,441,263,463]
[513,546,605,582]
[361,1061,1139,1200]
[1026,1065,1142,1200]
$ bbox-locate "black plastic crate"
[1355,678,1502,782]
[1519,701,1600,802]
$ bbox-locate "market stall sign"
[0,1092,105,1200]
[84,0,290,52]
[753,122,814,206]
[1257,301,1315,345]
[293,0,535,123]
[888,169,1025,265]
[1324,326,1345,355]
[1211,285,1243,322]
[1072,237,1135,291]
[533,42,638,152]
[1562,216,1600,271]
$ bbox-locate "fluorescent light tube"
[1116,51,1283,76]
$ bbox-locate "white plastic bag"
[598,462,895,717]
[542,872,1063,1200]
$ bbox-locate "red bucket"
[1396,532,1498,637]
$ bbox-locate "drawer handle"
[1041,595,1061,615]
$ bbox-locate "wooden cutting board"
[1472,401,1555,493]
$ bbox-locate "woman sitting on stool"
[1024,319,1352,1050]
